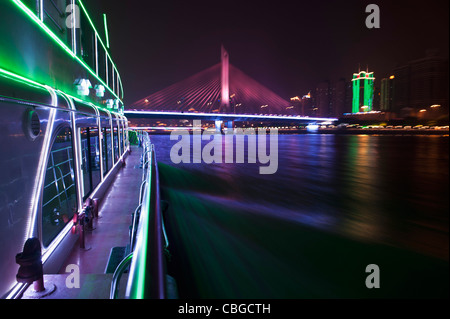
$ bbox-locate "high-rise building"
[344,80,353,114]
[332,78,347,117]
[293,92,313,116]
[313,79,351,118]
[315,81,330,117]
[380,75,395,111]
[393,50,448,114]
[351,71,375,113]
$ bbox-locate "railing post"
[92,198,99,218]
[110,253,133,299]
[85,198,95,230]
[78,206,91,250]
[79,211,86,249]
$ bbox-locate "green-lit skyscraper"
[352,71,375,113]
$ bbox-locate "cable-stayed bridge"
[125,47,337,126]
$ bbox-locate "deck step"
[105,246,129,274]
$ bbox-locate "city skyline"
[85,0,449,105]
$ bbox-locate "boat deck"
[22,145,142,299]
[60,145,142,275]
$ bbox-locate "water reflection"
[152,133,449,260]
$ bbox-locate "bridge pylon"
[221,45,230,113]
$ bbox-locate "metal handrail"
[129,204,141,250]
[162,215,169,250]
[150,143,166,299]
[138,180,147,205]
[124,133,167,299]
[110,253,133,299]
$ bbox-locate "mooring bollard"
[16,238,44,292]
[15,238,56,298]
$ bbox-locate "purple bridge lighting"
[126,47,338,125]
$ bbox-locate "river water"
[151,133,449,298]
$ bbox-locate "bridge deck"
[125,110,338,123]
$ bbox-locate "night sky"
[86,0,449,106]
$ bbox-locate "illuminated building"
[352,70,375,113]
[380,76,394,111]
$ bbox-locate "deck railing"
[110,131,167,299]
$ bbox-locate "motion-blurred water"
[151,133,449,298]
[154,133,449,258]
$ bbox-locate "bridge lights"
[306,123,319,132]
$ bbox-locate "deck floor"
[60,145,142,275]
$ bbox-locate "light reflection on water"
[151,133,449,260]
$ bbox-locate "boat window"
[113,126,119,163]
[90,127,101,187]
[103,126,112,175]
[80,8,95,71]
[80,127,101,198]
[97,46,106,82]
[43,0,67,40]
[121,125,125,154]
[105,54,109,87]
[116,75,120,97]
[108,60,114,93]
[112,68,115,95]
[42,127,77,247]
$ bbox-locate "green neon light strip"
[352,79,359,113]
[137,167,151,299]
[103,14,110,49]
[0,66,123,115]
[0,66,45,88]
[129,150,151,299]
[11,0,123,104]
[363,78,374,112]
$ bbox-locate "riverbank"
[137,127,449,135]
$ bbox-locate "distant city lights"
[306,124,319,132]
[343,111,382,115]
